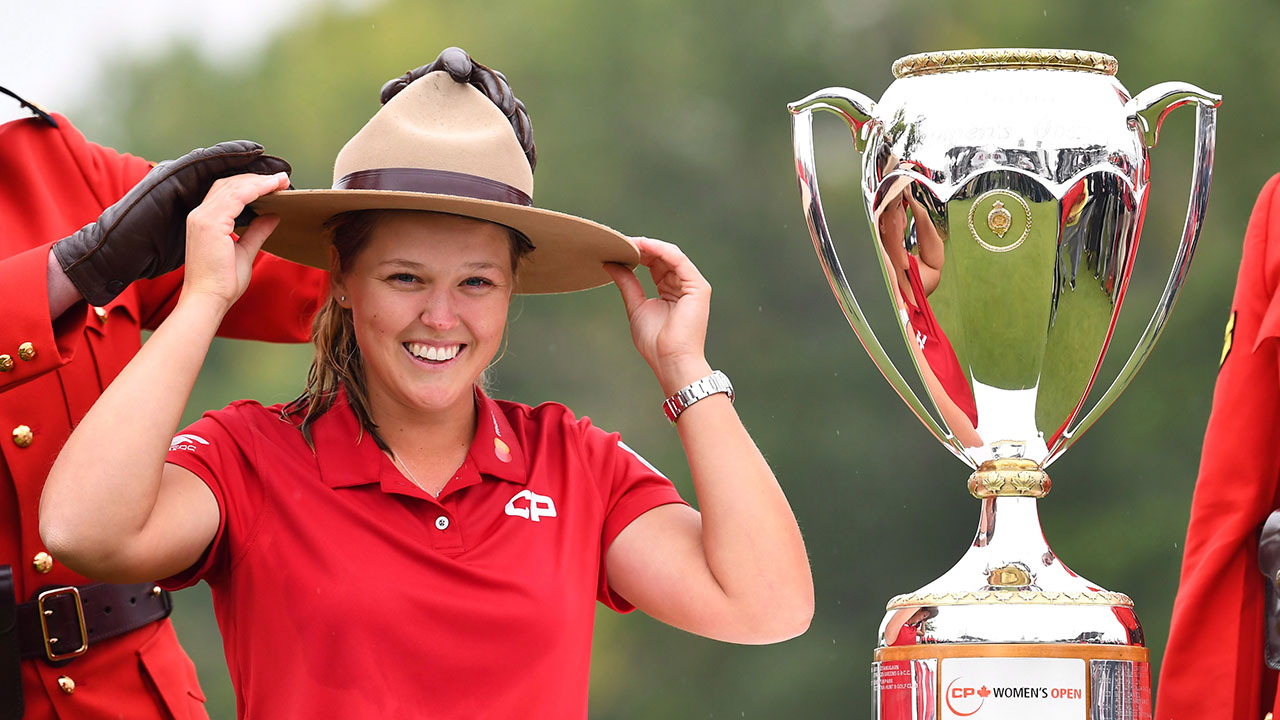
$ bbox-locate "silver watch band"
[662,370,734,423]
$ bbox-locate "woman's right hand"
[181,171,289,309]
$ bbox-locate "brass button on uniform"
[17,342,35,361]
[93,306,108,323]
[12,425,33,448]
[57,675,75,694]
[32,552,53,574]
[0,355,12,372]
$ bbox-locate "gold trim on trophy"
[886,589,1135,610]
[967,457,1051,498]
[892,49,1118,78]
[968,189,1032,253]
[876,643,1148,663]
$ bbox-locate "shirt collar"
[311,389,384,490]
[468,385,528,486]
[310,386,528,491]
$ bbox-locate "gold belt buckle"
[37,586,89,661]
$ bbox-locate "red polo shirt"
[162,387,685,719]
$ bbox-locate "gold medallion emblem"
[987,201,1012,238]
[968,189,1032,253]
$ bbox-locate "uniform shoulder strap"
[0,86,58,128]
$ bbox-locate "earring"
[340,295,347,302]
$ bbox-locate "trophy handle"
[1047,82,1221,464]
[789,88,969,462]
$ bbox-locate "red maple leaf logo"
[977,686,991,698]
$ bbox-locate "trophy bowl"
[789,49,1219,719]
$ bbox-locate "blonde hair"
[281,210,532,449]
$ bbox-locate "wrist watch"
[662,370,734,423]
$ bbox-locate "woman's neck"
[368,388,478,492]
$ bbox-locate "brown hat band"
[334,168,533,206]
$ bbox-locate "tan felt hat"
[253,71,639,294]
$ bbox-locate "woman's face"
[335,211,514,421]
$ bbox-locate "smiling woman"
[37,47,813,719]
[284,210,531,465]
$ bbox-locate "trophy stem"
[885,464,1137,619]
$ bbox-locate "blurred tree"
[65,0,1280,715]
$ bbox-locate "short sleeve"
[159,402,265,590]
[577,419,687,612]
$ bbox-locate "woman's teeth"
[406,343,461,362]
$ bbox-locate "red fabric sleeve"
[0,241,87,390]
[159,401,267,590]
[136,252,328,341]
[1155,173,1280,720]
[0,113,152,389]
[576,418,687,613]
[0,111,324,364]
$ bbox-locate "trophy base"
[873,644,1150,720]
[872,492,1150,719]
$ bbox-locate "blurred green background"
[30,0,1280,715]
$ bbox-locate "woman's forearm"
[673,380,814,636]
[40,293,228,574]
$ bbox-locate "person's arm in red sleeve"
[0,241,89,389]
[1155,173,1280,720]
[0,113,154,390]
[136,252,327,342]
[0,110,314,373]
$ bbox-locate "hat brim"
[250,189,639,294]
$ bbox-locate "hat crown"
[332,72,533,196]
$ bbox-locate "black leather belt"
[15,580,172,662]
[1,566,19,720]
[0,568,173,719]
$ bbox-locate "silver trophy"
[788,49,1218,719]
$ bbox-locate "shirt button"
[435,516,450,531]
[12,425,33,448]
[93,306,108,323]
[33,552,53,574]
[17,342,35,361]
[0,355,12,372]
[57,675,75,694]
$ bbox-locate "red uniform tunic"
[0,113,328,719]
[161,388,685,719]
[1155,174,1280,720]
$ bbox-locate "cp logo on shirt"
[505,489,557,522]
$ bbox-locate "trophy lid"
[892,48,1118,78]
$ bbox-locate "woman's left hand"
[604,237,713,395]
[181,172,289,311]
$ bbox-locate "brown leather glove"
[380,47,537,171]
[52,141,290,305]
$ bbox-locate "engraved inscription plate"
[1090,660,1152,720]
[874,659,938,720]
